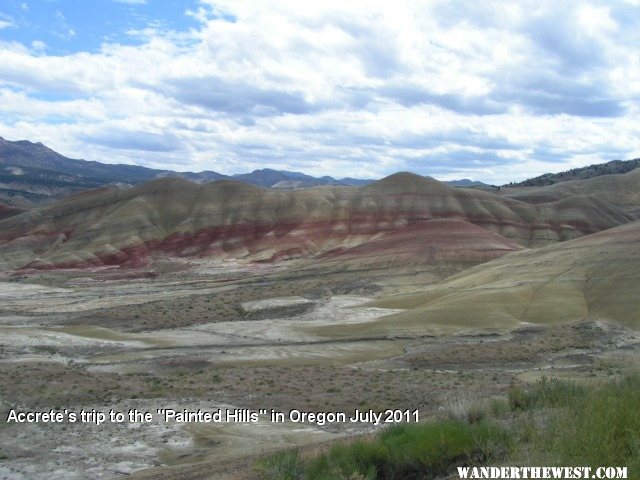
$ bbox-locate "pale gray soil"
[1,261,638,479]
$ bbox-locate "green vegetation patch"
[258,373,640,479]
[516,374,640,471]
[257,420,512,480]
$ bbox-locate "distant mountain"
[0,137,173,206]
[154,170,229,183]
[15,136,635,208]
[509,158,640,187]
[0,137,161,183]
[231,168,371,188]
[162,168,373,188]
[446,179,496,190]
[0,137,373,206]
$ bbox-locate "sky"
[0,0,639,183]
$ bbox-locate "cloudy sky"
[0,0,639,183]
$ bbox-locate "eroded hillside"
[0,172,636,272]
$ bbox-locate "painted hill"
[316,218,524,283]
[361,218,640,333]
[0,204,24,221]
[0,172,636,271]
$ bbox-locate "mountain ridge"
[508,158,640,187]
[0,136,374,206]
[0,137,495,206]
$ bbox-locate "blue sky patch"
[0,0,200,54]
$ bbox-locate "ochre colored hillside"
[365,219,640,332]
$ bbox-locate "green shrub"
[378,422,511,479]
[305,441,383,480]
[445,395,488,424]
[488,398,509,417]
[257,449,303,480]
[509,377,586,411]
[539,373,640,470]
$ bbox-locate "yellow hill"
[319,220,640,336]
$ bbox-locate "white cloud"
[0,0,639,183]
[31,40,46,51]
